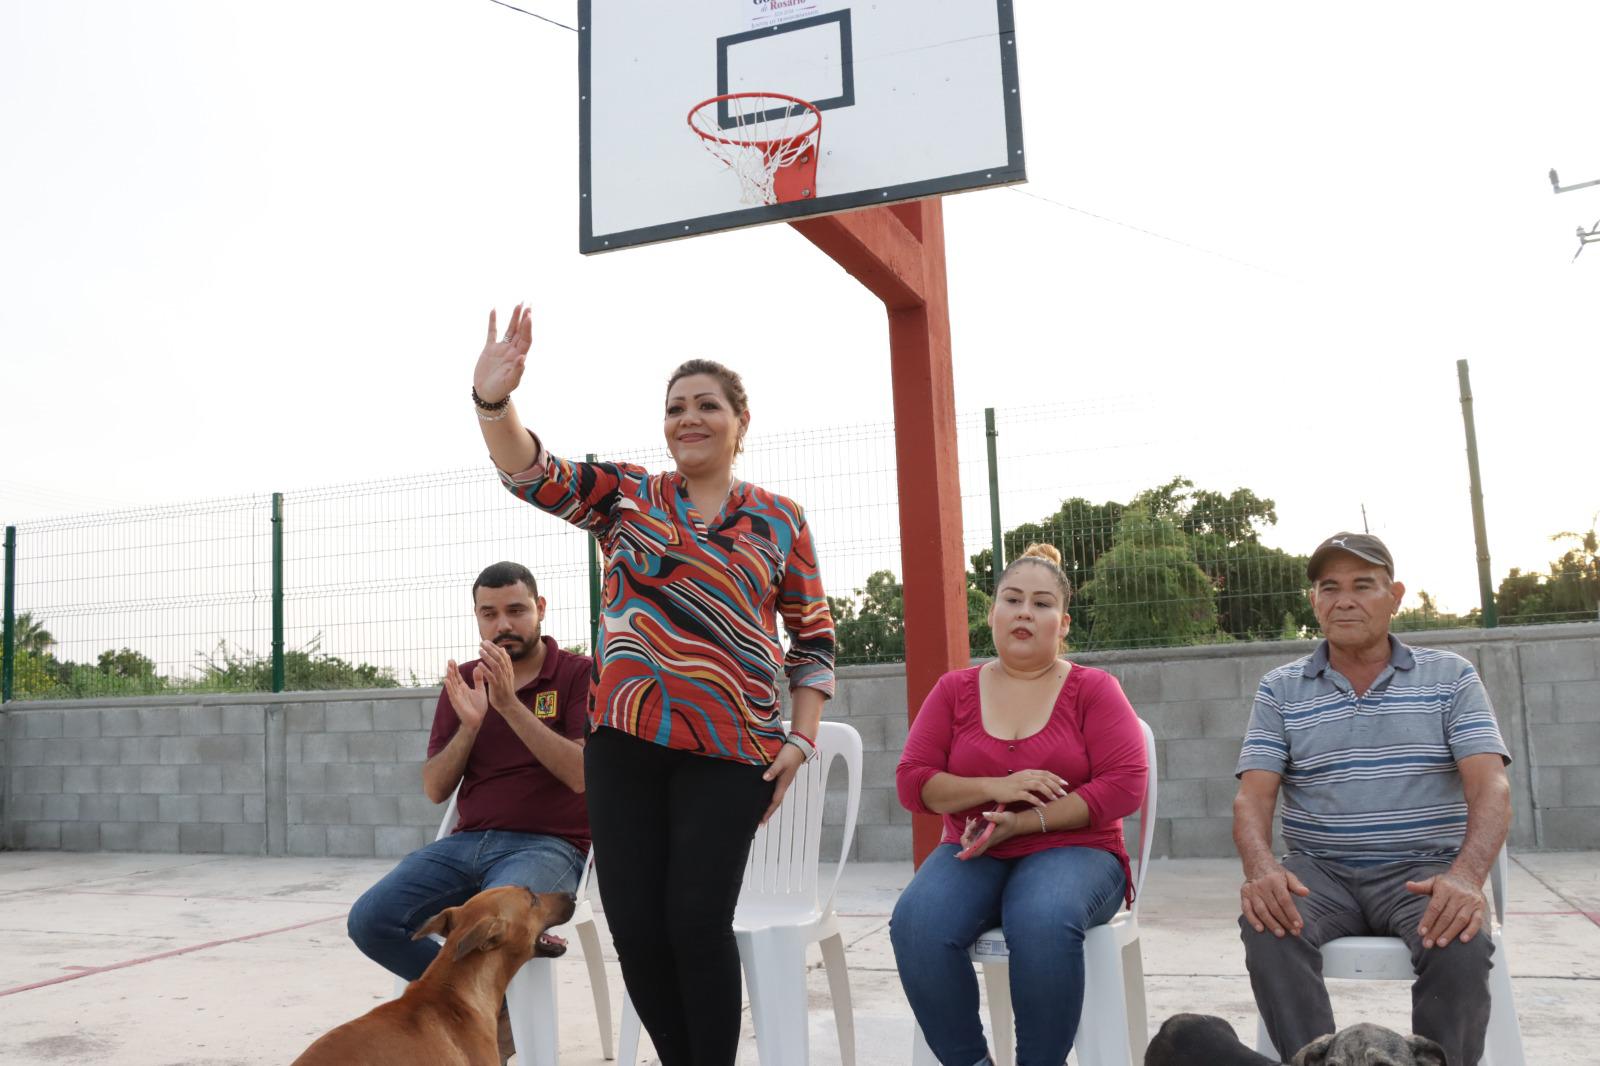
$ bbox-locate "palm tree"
[13,612,54,656]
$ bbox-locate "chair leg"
[1254,1016,1279,1061]
[1120,940,1148,1061]
[506,957,560,1066]
[578,917,615,1060]
[619,991,643,1066]
[981,962,1014,1066]
[738,927,811,1066]
[818,931,856,1066]
[1075,928,1132,1066]
[1482,929,1524,1066]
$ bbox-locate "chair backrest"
[1128,718,1158,920]
[740,720,863,915]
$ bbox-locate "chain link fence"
[4,401,1596,699]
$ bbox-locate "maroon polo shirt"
[427,635,591,851]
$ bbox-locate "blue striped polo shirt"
[1236,637,1510,865]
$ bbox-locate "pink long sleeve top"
[896,663,1148,900]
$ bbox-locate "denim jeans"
[891,843,1127,1066]
[347,829,585,981]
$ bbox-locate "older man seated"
[1232,533,1511,1066]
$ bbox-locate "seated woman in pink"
[892,543,1148,1066]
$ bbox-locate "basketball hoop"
[687,92,822,207]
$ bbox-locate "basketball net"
[688,92,822,207]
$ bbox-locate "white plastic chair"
[393,787,614,1065]
[618,719,864,1066]
[1252,845,1525,1066]
[911,717,1159,1066]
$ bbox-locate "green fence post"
[585,454,602,650]
[1456,360,1498,628]
[271,493,285,691]
[2,525,15,703]
[985,408,1003,593]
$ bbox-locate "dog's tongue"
[536,931,568,956]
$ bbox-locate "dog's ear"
[452,915,509,962]
[1408,1033,1448,1066]
[412,906,457,942]
[1289,1033,1334,1066]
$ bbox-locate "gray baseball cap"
[1307,532,1394,580]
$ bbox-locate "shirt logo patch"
[534,691,558,719]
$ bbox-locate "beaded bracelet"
[1035,807,1048,834]
[472,386,512,412]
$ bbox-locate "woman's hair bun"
[1021,542,1062,567]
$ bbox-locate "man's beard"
[495,630,539,661]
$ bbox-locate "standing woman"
[892,543,1147,1066]
[469,304,835,1066]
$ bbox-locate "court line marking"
[0,912,346,998]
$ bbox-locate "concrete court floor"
[0,850,1596,1065]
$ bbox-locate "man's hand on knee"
[1406,870,1487,949]
[1240,864,1311,938]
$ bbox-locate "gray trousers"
[1239,854,1493,1066]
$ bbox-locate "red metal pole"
[792,199,969,866]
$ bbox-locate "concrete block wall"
[1520,634,1600,849]
[278,693,445,859]
[3,623,1598,859]
[2,690,446,856]
[3,702,269,853]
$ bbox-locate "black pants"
[1241,854,1494,1066]
[585,726,775,1066]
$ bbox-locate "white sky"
[2,0,1597,619]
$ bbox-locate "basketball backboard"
[579,0,1024,253]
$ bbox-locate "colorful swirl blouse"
[499,436,835,766]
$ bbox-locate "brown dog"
[292,885,577,1066]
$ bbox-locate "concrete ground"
[0,851,1595,1065]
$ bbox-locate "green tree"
[1079,505,1221,648]
[828,571,904,664]
[11,649,58,698]
[14,612,55,656]
[195,635,400,691]
[977,477,1308,647]
[969,496,1124,646]
[829,571,993,664]
[1392,589,1474,633]
[1200,538,1316,641]
[1494,568,1550,621]
[1496,522,1600,623]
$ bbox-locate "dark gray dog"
[1290,1022,1447,1066]
[1145,1014,1449,1066]
[1145,1013,1280,1065]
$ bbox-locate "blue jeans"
[891,844,1127,1066]
[347,829,585,981]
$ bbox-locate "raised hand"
[1240,863,1311,937]
[1407,870,1487,948]
[443,659,488,732]
[474,303,533,405]
[476,640,522,715]
[985,769,1069,808]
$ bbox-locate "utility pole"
[1457,360,1498,627]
